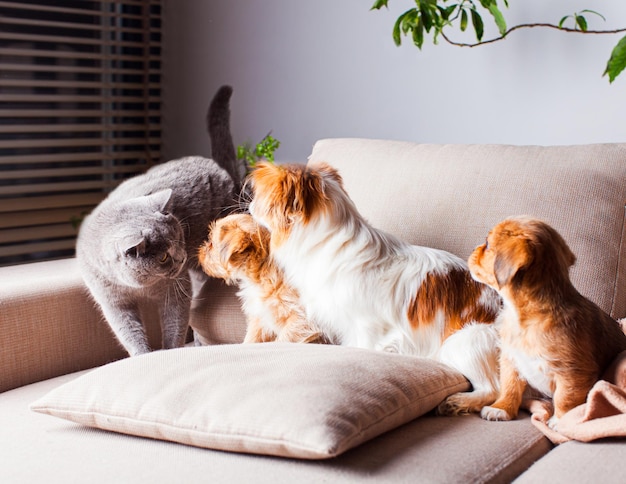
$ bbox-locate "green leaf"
[460,9,468,32]
[256,135,281,162]
[392,14,403,45]
[393,9,416,46]
[420,3,433,32]
[488,4,507,35]
[559,10,606,30]
[438,4,458,22]
[580,9,606,22]
[471,9,484,42]
[237,134,280,169]
[370,0,389,11]
[403,9,418,35]
[412,18,425,49]
[604,34,626,83]
[558,15,570,29]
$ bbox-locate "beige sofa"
[2,138,626,483]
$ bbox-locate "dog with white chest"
[468,216,626,427]
[248,161,503,415]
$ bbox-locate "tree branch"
[441,23,626,48]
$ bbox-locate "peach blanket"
[527,350,626,444]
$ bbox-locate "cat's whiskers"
[216,193,250,216]
[206,181,252,218]
[237,181,254,212]
[165,276,191,304]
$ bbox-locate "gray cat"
[76,85,242,356]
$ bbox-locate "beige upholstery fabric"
[0,259,126,392]
[6,139,626,481]
[31,343,469,459]
[190,277,246,345]
[515,440,626,483]
[0,259,248,392]
[309,139,626,318]
[3,369,550,483]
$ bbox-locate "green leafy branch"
[371,0,626,82]
[236,132,281,171]
[559,9,605,32]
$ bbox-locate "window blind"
[0,0,161,266]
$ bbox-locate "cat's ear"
[119,189,173,215]
[118,235,145,258]
[146,188,173,213]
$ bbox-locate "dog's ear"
[224,228,269,268]
[251,161,277,181]
[217,231,236,266]
[212,223,242,266]
[288,167,327,223]
[314,162,343,187]
[218,230,246,265]
[250,163,295,231]
[494,237,533,288]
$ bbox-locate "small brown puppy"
[468,216,626,428]
[198,213,329,344]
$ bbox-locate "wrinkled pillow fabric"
[31,343,469,459]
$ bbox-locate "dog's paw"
[437,395,472,416]
[480,406,513,421]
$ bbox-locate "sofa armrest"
[0,258,126,392]
[0,258,248,393]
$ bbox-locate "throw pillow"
[31,343,469,459]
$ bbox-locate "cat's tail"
[207,85,244,188]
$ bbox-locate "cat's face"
[105,190,188,288]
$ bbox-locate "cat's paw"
[480,406,513,422]
[547,415,559,430]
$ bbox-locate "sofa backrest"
[308,138,626,319]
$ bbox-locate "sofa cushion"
[3,369,551,483]
[309,139,626,318]
[515,440,626,483]
[30,343,469,459]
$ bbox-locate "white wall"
[162,0,626,162]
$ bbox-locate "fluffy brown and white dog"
[468,216,626,427]
[198,213,329,344]
[248,162,503,415]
